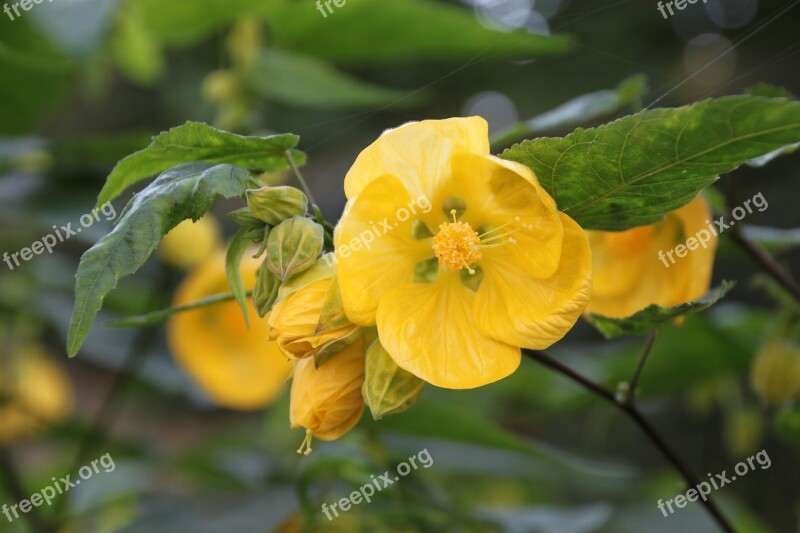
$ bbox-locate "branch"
[522,349,735,533]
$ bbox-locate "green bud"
[363,339,425,420]
[247,186,308,225]
[253,259,280,317]
[267,216,324,281]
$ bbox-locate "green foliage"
[0,18,72,134]
[502,96,800,230]
[590,282,734,339]
[67,163,251,356]
[261,0,571,64]
[250,48,411,109]
[96,122,304,206]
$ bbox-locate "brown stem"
[523,349,735,533]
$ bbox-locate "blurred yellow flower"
[0,345,72,443]
[290,338,366,454]
[167,252,293,410]
[268,262,359,360]
[751,338,800,406]
[585,195,717,318]
[334,117,592,389]
[158,214,221,270]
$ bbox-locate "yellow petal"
[474,213,592,348]
[334,174,432,325]
[443,152,563,278]
[168,252,293,410]
[290,339,366,441]
[585,194,717,318]
[376,273,520,389]
[344,117,489,199]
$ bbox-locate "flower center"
[431,210,532,275]
[432,218,483,274]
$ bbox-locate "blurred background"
[1,0,799,531]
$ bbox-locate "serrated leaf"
[589,282,734,339]
[96,121,304,206]
[225,227,253,328]
[67,163,251,356]
[501,96,800,230]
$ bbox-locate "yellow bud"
[752,339,800,406]
[158,215,221,270]
[290,338,366,448]
[363,339,424,420]
[247,186,308,225]
[0,345,73,444]
[266,216,324,281]
[268,265,360,361]
[202,70,240,104]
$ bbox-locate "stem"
[285,150,317,208]
[729,228,800,305]
[622,330,657,404]
[106,290,250,328]
[523,349,735,533]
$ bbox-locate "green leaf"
[225,227,253,328]
[67,163,251,357]
[589,282,734,339]
[501,96,800,230]
[96,121,304,206]
[250,48,412,109]
[490,74,648,150]
[261,0,572,64]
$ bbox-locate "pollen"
[432,218,482,274]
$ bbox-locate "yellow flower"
[751,338,800,406]
[333,117,592,389]
[167,251,293,410]
[585,195,717,318]
[158,214,221,270]
[268,262,359,360]
[0,345,72,443]
[290,338,366,454]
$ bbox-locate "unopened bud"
[247,186,308,225]
[363,339,424,420]
[267,216,323,281]
[227,207,267,230]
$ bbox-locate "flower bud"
[158,214,221,270]
[752,339,800,406]
[290,338,366,453]
[268,262,360,361]
[253,259,280,317]
[363,339,424,420]
[266,216,323,281]
[247,186,308,226]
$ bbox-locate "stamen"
[296,429,314,456]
